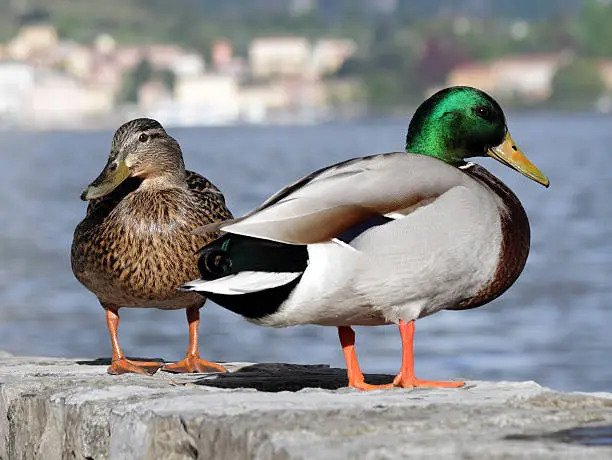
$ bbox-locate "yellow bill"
[487,132,549,187]
[80,160,131,201]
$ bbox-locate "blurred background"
[0,0,611,393]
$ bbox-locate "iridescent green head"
[406,86,549,187]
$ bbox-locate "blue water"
[0,114,611,392]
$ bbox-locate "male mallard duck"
[71,118,231,375]
[182,87,549,390]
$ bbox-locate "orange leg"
[162,306,227,373]
[105,306,163,375]
[338,326,392,391]
[392,320,464,388]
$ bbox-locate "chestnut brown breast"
[447,164,531,311]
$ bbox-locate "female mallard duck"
[182,86,549,390]
[71,118,231,375]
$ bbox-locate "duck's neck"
[405,123,467,166]
[137,170,188,193]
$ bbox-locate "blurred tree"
[371,20,395,48]
[575,0,612,57]
[18,8,51,26]
[333,17,422,107]
[415,37,470,89]
[550,57,605,108]
[336,56,364,77]
[159,69,176,93]
[119,58,153,103]
[363,72,402,107]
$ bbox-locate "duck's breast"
[72,189,210,309]
[447,163,530,311]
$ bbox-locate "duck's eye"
[473,106,490,119]
[138,133,149,143]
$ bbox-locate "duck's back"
[71,171,232,309]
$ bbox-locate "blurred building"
[7,21,58,61]
[446,63,495,94]
[211,40,233,73]
[284,78,328,109]
[169,74,241,125]
[110,45,205,76]
[0,17,360,128]
[25,70,114,127]
[448,54,568,101]
[60,43,94,80]
[0,61,35,122]
[250,37,311,78]
[596,61,612,91]
[138,81,173,111]
[239,83,290,122]
[312,39,357,76]
[491,54,566,100]
[249,36,356,79]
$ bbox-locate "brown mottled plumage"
[71,118,231,375]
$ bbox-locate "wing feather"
[181,272,301,295]
[196,153,466,244]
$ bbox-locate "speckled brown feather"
[71,170,232,310]
[447,164,530,311]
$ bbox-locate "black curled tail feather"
[194,234,309,320]
[197,234,308,281]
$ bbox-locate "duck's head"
[405,86,549,187]
[81,118,185,201]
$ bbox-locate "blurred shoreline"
[1,2,611,132]
[1,106,609,134]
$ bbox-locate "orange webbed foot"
[107,358,163,376]
[162,356,227,374]
[349,380,394,391]
[392,373,464,388]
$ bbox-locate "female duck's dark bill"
[81,160,131,201]
[487,131,549,188]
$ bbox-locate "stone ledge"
[1,356,612,459]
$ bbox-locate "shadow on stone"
[191,363,395,392]
[76,357,166,366]
[506,425,612,447]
